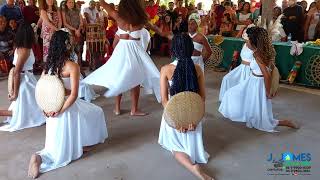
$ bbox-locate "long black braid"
[169,34,199,96]
[44,30,71,77]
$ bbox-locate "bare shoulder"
[161,64,175,73]
[64,60,80,72]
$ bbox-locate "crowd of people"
[0,0,302,179]
[1,0,320,76]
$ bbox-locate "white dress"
[37,77,108,173]
[219,58,279,132]
[0,50,46,132]
[83,27,161,102]
[158,61,209,164]
[70,52,96,102]
[189,33,205,72]
[219,43,253,101]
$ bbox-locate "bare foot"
[280,120,300,129]
[28,154,41,179]
[83,145,95,153]
[130,111,148,116]
[193,165,214,180]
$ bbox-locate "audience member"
[0,0,24,22]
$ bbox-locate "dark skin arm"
[9,48,30,101]
[201,34,212,61]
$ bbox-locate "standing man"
[282,0,304,42]
[0,0,23,22]
[83,0,99,24]
[197,2,205,16]
[166,1,178,24]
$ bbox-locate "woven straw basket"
[270,65,280,97]
[164,92,205,129]
[35,75,65,113]
[7,67,14,95]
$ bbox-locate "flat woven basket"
[7,67,14,95]
[164,91,204,129]
[35,74,65,113]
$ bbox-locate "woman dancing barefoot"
[158,34,214,180]
[84,0,164,116]
[28,30,107,178]
[219,27,299,132]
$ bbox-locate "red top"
[146,4,159,19]
[174,7,188,20]
[22,5,39,24]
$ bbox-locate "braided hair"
[246,27,276,65]
[44,30,72,77]
[169,34,199,96]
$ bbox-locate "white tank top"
[240,43,254,63]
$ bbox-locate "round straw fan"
[7,67,14,95]
[164,91,205,129]
[35,74,65,113]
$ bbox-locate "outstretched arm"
[99,0,118,20]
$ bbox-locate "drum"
[86,24,107,70]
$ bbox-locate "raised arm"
[201,35,212,61]
[99,0,118,20]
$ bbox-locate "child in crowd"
[220,13,233,37]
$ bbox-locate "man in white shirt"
[96,1,107,27]
[83,0,99,24]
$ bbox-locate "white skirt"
[219,74,279,132]
[0,72,46,132]
[37,99,108,173]
[83,39,161,102]
[78,74,96,102]
[219,64,251,101]
[158,116,209,164]
[191,56,205,72]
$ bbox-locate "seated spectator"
[220,13,233,37]
[0,16,14,69]
[236,18,254,38]
[236,0,245,14]
[236,2,252,32]
[0,0,23,22]
[173,15,187,34]
[208,15,216,34]
[8,19,17,33]
[269,7,286,42]
[223,1,236,24]
[22,0,39,25]
[199,15,210,35]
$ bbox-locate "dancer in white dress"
[84,0,166,116]
[158,34,213,180]
[219,27,298,132]
[188,13,212,72]
[70,50,97,102]
[28,31,107,179]
[218,42,254,101]
[0,22,46,132]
